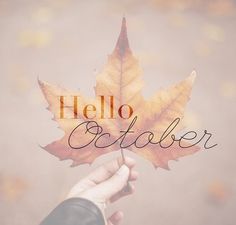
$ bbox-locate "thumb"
[88,165,130,201]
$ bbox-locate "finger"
[67,158,136,199]
[107,211,124,225]
[83,165,130,201]
[86,156,135,185]
[110,183,135,203]
[129,170,139,181]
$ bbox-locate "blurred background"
[0,0,235,225]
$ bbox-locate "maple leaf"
[39,17,200,169]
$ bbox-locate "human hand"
[67,156,138,225]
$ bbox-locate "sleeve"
[39,198,105,225]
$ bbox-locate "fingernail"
[117,165,129,175]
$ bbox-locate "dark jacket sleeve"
[39,198,105,225]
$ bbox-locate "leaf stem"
[120,148,131,193]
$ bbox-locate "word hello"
[59,95,133,119]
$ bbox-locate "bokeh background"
[0,0,236,225]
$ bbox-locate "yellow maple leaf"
[39,18,199,169]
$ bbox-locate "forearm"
[40,198,105,225]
